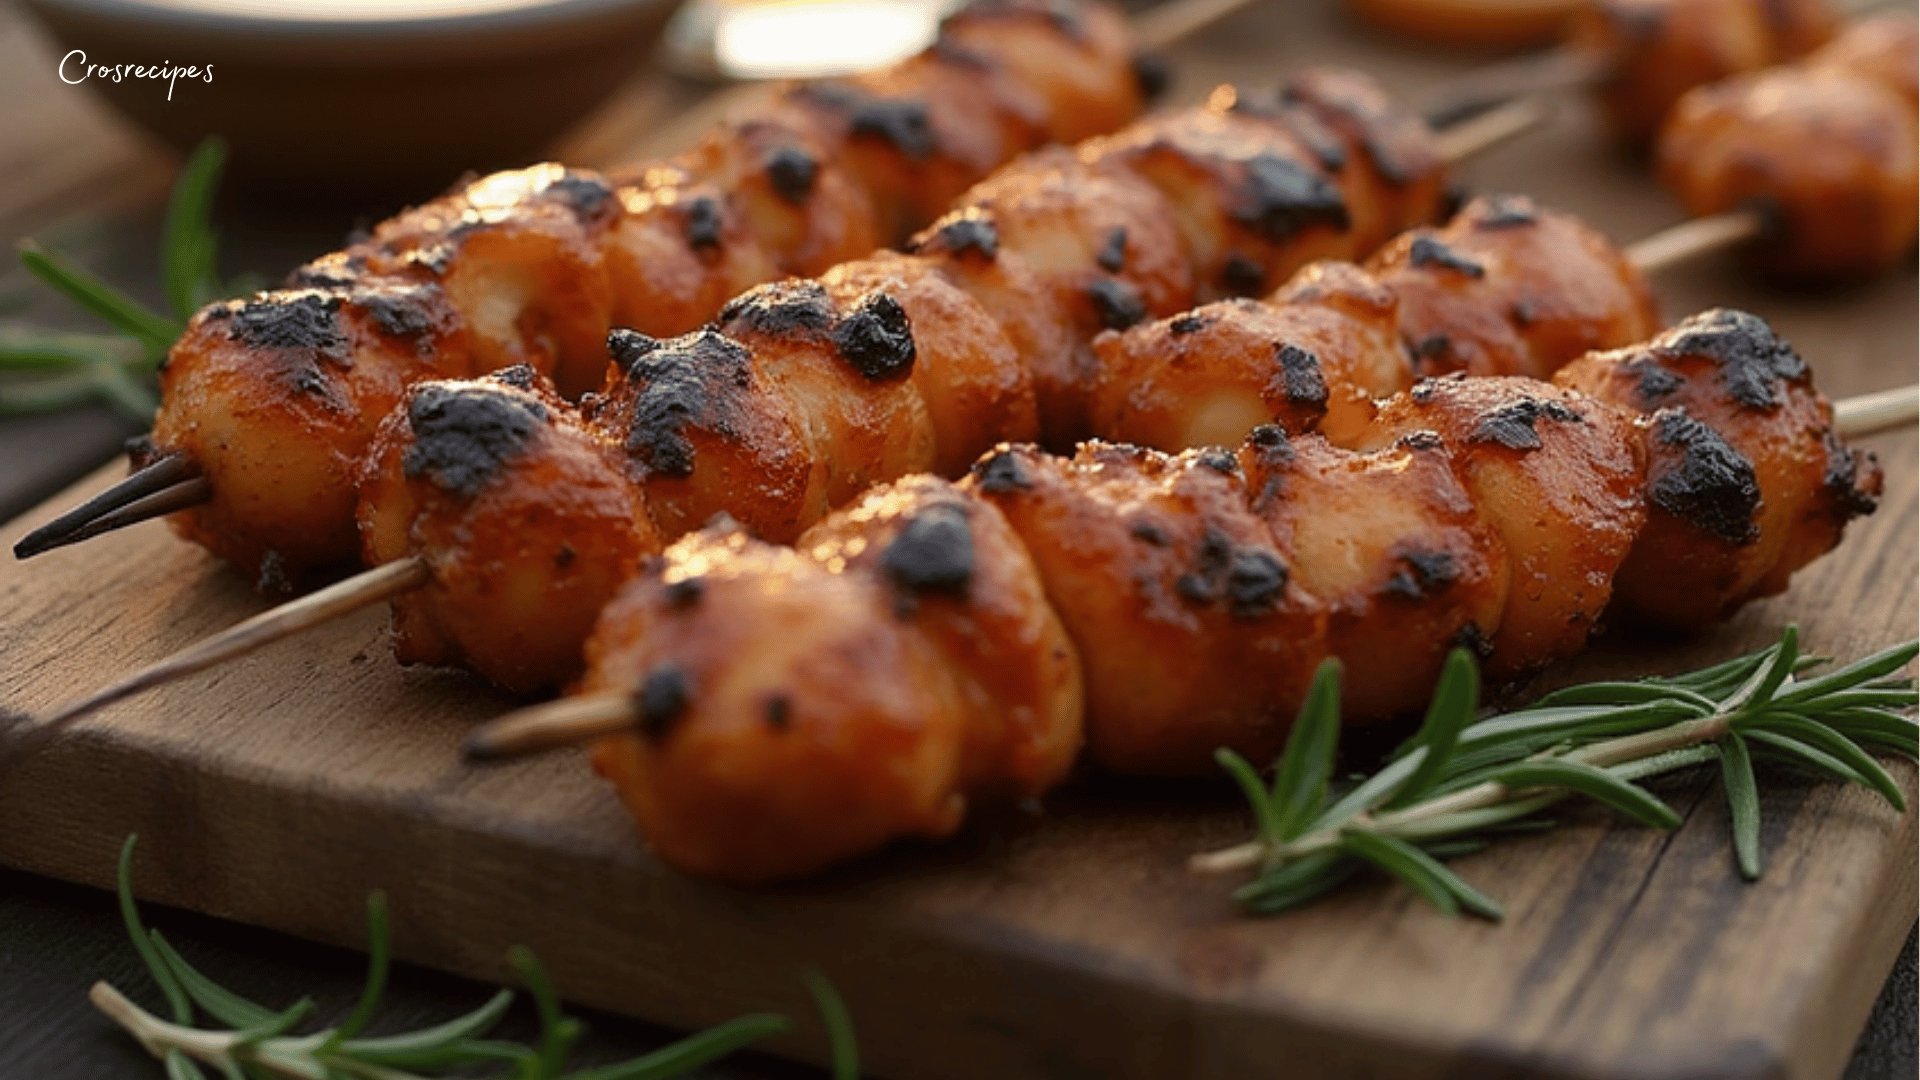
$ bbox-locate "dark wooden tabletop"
[0,0,1912,1075]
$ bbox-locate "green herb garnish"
[95,834,860,1078]
[1195,627,1919,917]
[5,138,249,422]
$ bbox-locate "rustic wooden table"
[0,0,1913,1076]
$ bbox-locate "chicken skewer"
[15,68,1513,584]
[456,307,1883,882]
[17,180,1906,748]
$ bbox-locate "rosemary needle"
[95,835,863,1079]
[1195,627,1919,918]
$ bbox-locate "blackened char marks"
[719,280,837,336]
[226,294,347,357]
[608,328,662,371]
[1278,107,1350,173]
[1097,227,1128,273]
[358,289,440,343]
[764,146,819,204]
[1450,621,1494,659]
[1409,235,1486,278]
[620,330,753,479]
[1472,195,1538,230]
[1131,51,1171,103]
[1235,155,1349,243]
[970,448,1032,493]
[1282,80,1414,185]
[929,213,1000,260]
[1820,428,1882,518]
[1198,448,1239,475]
[1174,526,1288,617]
[1221,255,1266,297]
[1649,309,1809,411]
[1224,549,1287,616]
[1088,279,1147,331]
[544,173,616,221]
[832,292,917,380]
[1647,409,1761,545]
[1169,313,1213,336]
[491,363,537,391]
[1469,397,1583,450]
[799,84,937,162]
[636,663,691,741]
[883,502,975,608]
[1623,356,1683,406]
[401,383,547,498]
[683,196,724,251]
[1270,343,1329,410]
[1384,549,1458,599]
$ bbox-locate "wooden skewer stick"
[1623,209,1767,275]
[13,453,207,559]
[0,557,433,772]
[1434,95,1554,163]
[1836,385,1920,438]
[464,693,637,761]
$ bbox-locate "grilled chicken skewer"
[15,67,1492,585]
[459,308,1882,883]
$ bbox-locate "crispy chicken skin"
[1554,309,1883,628]
[586,478,1080,883]
[357,369,659,695]
[1087,195,1658,454]
[1566,0,1838,147]
[1656,17,1919,278]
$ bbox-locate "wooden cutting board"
[2,3,1916,1077]
[0,438,1913,1080]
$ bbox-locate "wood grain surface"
[1,1,1916,1077]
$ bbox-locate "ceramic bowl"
[22,0,685,201]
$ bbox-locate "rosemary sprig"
[5,138,246,422]
[1194,627,1919,917]
[98,835,861,1078]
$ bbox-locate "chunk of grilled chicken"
[1554,309,1883,627]
[1086,194,1660,452]
[1656,16,1919,277]
[356,369,659,695]
[1565,0,1838,147]
[586,477,1081,883]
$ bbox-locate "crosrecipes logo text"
[60,51,213,100]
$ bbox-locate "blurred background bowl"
[19,0,685,203]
